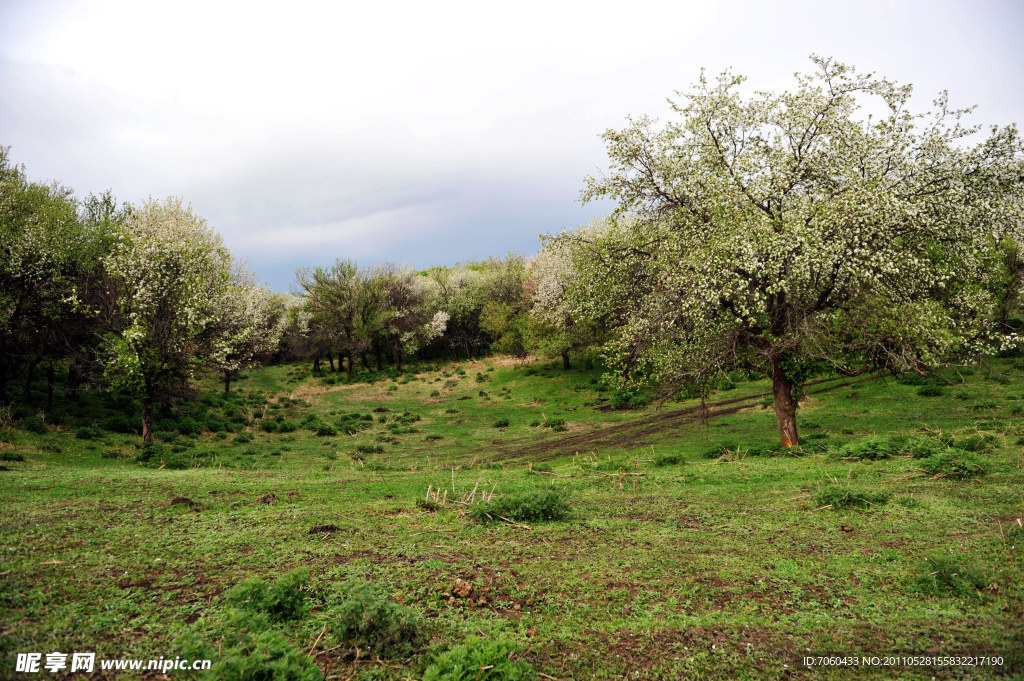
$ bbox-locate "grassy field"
[1,357,1022,680]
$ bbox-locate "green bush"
[916,385,945,397]
[700,442,738,459]
[919,451,986,480]
[260,419,279,433]
[226,568,310,622]
[493,417,511,428]
[653,452,684,467]
[954,433,997,453]
[423,638,535,681]
[191,625,323,681]
[330,581,420,657]
[23,416,48,434]
[0,451,25,462]
[888,435,943,459]
[355,444,385,454]
[234,432,254,444]
[833,437,895,460]
[915,552,989,600]
[314,423,337,437]
[812,486,890,510]
[177,417,203,436]
[75,426,101,440]
[470,489,570,524]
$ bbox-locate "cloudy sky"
[2,0,1022,290]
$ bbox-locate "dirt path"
[492,374,883,462]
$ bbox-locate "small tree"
[102,198,232,441]
[576,56,1024,447]
[214,265,283,393]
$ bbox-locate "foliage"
[564,56,1024,447]
[470,489,571,523]
[225,568,310,622]
[102,198,235,440]
[423,638,535,681]
[918,451,986,480]
[330,580,420,657]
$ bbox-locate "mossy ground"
[1,358,1021,679]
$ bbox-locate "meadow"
[1,357,1021,680]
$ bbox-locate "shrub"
[330,581,420,657]
[493,417,511,428]
[888,435,943,459]
[470,489,570,524]
[917,385,944,397]
[918,451,986,480]
[75,426,101,440]
[954,433,997,453]
[234,432,254,444]
[155,430,178,443]
[226,568,310,622]
[176,417,203,436]
[653,452,684,467]
[355,444,385,454]
[430,390,441,397]
[812,486,891,509]
[40,441,62,453]
[915,552,990,600]
[0,452,25,462]
[423,638,535,681]
[277,420,299,433]
[205,416,228,433]
[315,423,338,437]
[833,437,895,460]
[202,627,323,681]
[23,416,48,434]
[425,434,444,441]
[718,378,736,391]
[260,419,279,433]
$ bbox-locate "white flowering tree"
[0,147,84,403]
[102,198,233,441]
[213,264,283,393]
[575,56,1024,447]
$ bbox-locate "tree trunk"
[395,346,403,372]
[464,337,472,361]
[375,352,382,371]
[0,357,6,400]
[771,356,799,448]
[313,356,320,374]
[23,359,38,400]
[142,401,154,443]
[224,371,232,394]
[46,364,55,410]
[346,352,354,382]
[562,350,571,371]
[327,352,335,372]
[361,352,370,370]
[66,365,80,401]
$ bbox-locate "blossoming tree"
[572,56,1024,447]
[102,198,233,441]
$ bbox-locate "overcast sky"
[2,0,1022,290]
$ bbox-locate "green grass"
[0,358,1022,679]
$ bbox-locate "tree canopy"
[564,56,1024,446]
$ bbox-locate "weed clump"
[74,426,100,440]
[179,614,323,681]
[915,552,990,600]
[471,489,570,524]
[493,417,511,428]
[226,568,310,622]
[423,638,535,681]
[918,451,986,480]
[812,486,891,509]
[330,581,420,657]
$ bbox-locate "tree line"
[2,57,1022,446]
